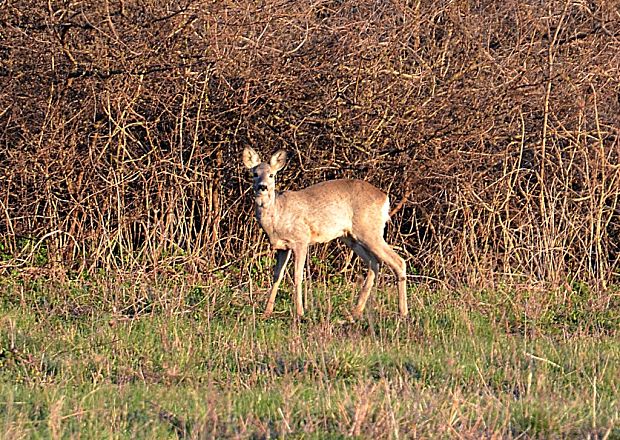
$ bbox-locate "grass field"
[0,273,618,439]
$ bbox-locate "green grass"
[0,275,619,438]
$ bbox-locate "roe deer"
[242,147,408,319]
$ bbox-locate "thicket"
[1,0,619,290]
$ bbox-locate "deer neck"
[254,191,283,246]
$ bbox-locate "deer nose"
[257,184,268,192]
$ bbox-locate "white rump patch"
[382,197,390,224]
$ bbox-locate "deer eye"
[269,174,274,178]
[253,172,258,177]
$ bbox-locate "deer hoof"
[350,309,363,321]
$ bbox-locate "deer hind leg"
[362,237,408,317]
[292,244,308,317]
[264,249,291,318]
[341,237,380,319]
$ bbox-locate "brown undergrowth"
[0,0,619,292]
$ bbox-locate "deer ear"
[270,150,287,172]
[242,147,261,169]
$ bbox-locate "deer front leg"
[292,244,308,317]
[264,249,291,318]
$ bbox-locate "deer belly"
[269,237,288,250]
[309,221,349,244]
